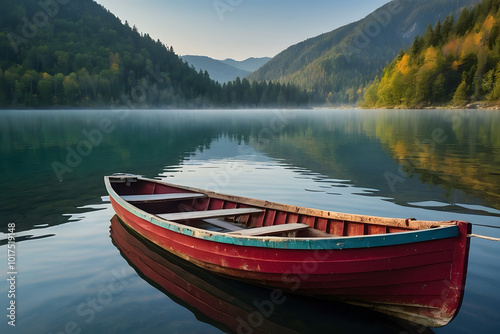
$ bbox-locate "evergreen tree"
[424,24,435,47]
[453,79,469,105]
[455,8,474,36]
[441,15,454,41]
[411,36,424,58]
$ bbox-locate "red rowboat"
[104,173,471,327]
[110,214,436,334]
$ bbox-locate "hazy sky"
[96,0,390,60]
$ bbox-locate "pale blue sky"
[96,0,390,60]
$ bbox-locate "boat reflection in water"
[110,215,434,334]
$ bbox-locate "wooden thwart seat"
[229,223,311,236]
[102,193,206,203]
[123,193,207,202]
[203,218,243,232]
[157,208,264,221]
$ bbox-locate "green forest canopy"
[4,0,498,109]
[249,0,482,106]
[0,0,309,108]
[362,0,500,108]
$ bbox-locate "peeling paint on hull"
[104,175,471,327]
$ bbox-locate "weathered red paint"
[105,175,471,327]
[111,215,444,333]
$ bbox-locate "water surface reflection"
[1,109,499,334]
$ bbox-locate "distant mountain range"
[249,0,482,105]
[181,56,271,83]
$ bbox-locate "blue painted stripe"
[197,225,458,250]
[109,189,458,250]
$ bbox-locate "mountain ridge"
[0,0,217,107]
[0,0,306,108]
[181,55,270,83]
[249,0,482,105]
[221,57,271,73]
[362,0,500,108]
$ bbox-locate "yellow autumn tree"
[395,54,411,75]
[483,14,495,32]
[473,31,484,48]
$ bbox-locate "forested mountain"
[362,0,500,108]
[0,0,308,108]
[248,0,481,105]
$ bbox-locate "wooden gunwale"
[136,177,453,231]
[105,176,460,250]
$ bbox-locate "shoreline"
[2,101,500,111]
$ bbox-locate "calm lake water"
[1,109,499,334]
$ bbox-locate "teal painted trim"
[108,189,459,250]
[203,225,459,250]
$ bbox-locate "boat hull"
[110,215,436,334]
[105,175,470,327]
